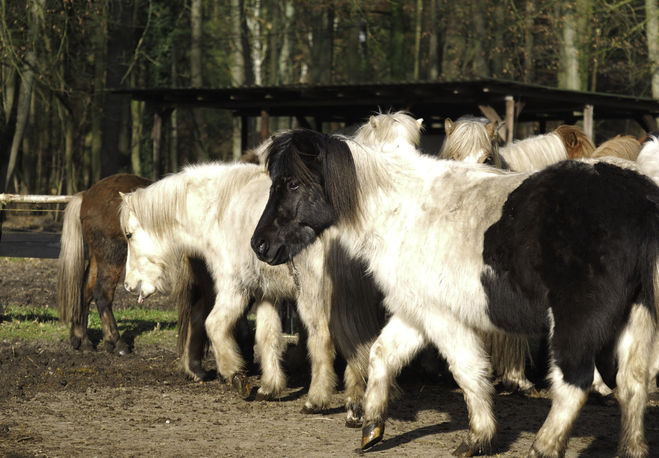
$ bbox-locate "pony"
[439,115,508,169]
[592,135,642,161]
[119,162,384,426]
[499,125,594,172]
[554,124,596,159]
[57,173,226,381]
[251,129,659,458]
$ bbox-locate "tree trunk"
[523,0,535,83]
[471,0,488,77]
[347,2,361,82]
[442,0,466,80]
[413,0,423,80]
[559,2,580,90]
[230,0,247,159]
[389,0,405,80]
[427,0,440,80]
[648,0,659,102]
[311,5,335,84]
[102,0,133,178]
[90,5,106,185]
[190,0,207,162]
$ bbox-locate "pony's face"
[251,129,357,266]
[251,171,336,265]
[120,194,169,303]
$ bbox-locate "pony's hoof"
[255,391,273,402]
[518,386,540,398]
[452,439,492,457]
[116,341,131,356]
[300,404,323,414]
[593,392,617,407]
[345,417,362,428]
[361,422,384,450]
[231,373,251,399]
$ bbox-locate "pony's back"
[500,132,567,172]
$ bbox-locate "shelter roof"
[118,78,659,132]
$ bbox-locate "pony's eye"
[126,233,133,240]
[288,180,299,191]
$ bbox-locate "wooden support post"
[261,110,269,140]
[152,110,163,180]
[505,95,515,145]
[583,104,594,140]
[241,116,249,153]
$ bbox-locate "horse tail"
[57,192,85,325]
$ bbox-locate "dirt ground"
[2,256,659,458]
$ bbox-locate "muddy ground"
[2,255,659,458]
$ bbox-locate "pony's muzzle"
[252,237,269,257]
[124,279,142,295]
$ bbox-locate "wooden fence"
[0,194,71,258]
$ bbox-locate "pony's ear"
[119,191,126,201]
[485,121,499,140]
[444,118,455,135]
[566,132,578,148]
[417,118,424,127]
[369,115,379,130]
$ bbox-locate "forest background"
[1,0,659,197]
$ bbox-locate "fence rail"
[1,193,72,258]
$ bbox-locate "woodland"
[1,0,659,196]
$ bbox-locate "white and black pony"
[251,129,659,458]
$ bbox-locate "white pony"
[252,129,659,458]
[120,114,425,426]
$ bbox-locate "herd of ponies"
[56,111,659,458]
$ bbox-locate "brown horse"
[57,174,229,381]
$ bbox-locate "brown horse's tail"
[57,193,85,324]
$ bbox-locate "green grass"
[0,305,179,347]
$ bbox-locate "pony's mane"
[500,132,568,172]
[353,110,423,148]
[554,125,596,159]
[591,135,641,161]
[266,129,360,224]
[121,163,263,240]
[121,172,190,240]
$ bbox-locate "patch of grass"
[0,305,179,347]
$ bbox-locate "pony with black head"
[120,160,385,426]
[252,129,659,458]
[439,115,509,169]
[56,174,228,380]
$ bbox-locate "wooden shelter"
[120,77,659,173]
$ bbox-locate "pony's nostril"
[257,239,269,254]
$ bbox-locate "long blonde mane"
[500,132,568,172]
[591,135,641,161]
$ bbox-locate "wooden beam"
[642,113,659,132]
[583,104,594,140]
[505,96,515,145]
[478,105,506,142]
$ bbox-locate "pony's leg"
[343,361,366,428]
[647,333,659,394]
[93,264,130,355]
[527,364,589,458]
[615,304,653,458]
[428,315,496,456]
[253,299,286,400]
[295,296,337,414]
[181,295,212,381]
[590,367,614,403]
[486,332,537,395]
[361,315,427,450]
[70,256,97,351]
[205,292,251,398]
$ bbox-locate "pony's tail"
[170,256,210,363]
[57,193,85,325]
